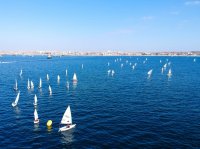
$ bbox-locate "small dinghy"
[27,79,30,90]
[167,68,172,77]
[13,79,18,91]
[38,78,42,89]
[47,74,49,81]
[49,85,52,95]
[12,91,20,107]
[33,94,37,106]
[34,109,39,124]
[147,69,153,76]
[31,81,34,89]
[59,105,76,132]
[72,73,77,82]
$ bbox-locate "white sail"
[38,78,42,88]
[49,85,52,94]
[168,68,172,76]
[12,91,20,107]
[14,79,18,90]
[47,74,49,80]
[111,70,115,76]
[61,106,72,124]
[73,73,77,81]
[66,81,69,89]
[66,69,68,76]
[147,69,153,75]
[27,79,30,89]
[34,109,39,120]
[163,63,167,69]
[34,94,37,106]
[20,69,22,76]
[57,75,60,82]
[31,81,33,88]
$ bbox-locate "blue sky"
[0,0,200,51]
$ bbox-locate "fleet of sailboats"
[59,105,76,132]
[10,57,181,132]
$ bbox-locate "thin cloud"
[185,0,200,5]
[141,16,154,21]
[107,28,134,35]
[170,11,180,15]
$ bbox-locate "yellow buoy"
[47,120,52,127]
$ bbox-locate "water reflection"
[34,123,40,131]
[13,106,20,114]
[72,82,77,89]
[60,129,75,145]
[47,126,52,132]
[13,106,21,118]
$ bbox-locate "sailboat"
[47,74,49,81]
[31,81,34,89]
[161,67,164,74]
[38,78,42,89]
[66,81,69,89]
[72,73,77,82]
[167,68,172,77]
[57,75,60,82]
[147,69,153,76]
[13,79,18,91]
[111,70,115,76]
[33,94,37,106]
[34,109,39,124]
[49,85,52,95]
[59,105,76,132]
[12,91,20,107]
[27,79,30,89]
[19,69,22,77]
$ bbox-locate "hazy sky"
[0,0,200,51]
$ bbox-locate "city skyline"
[0,0,200,51]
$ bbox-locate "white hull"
[13,87,18,91]
[34,119,39,124]
[12,102,17,107]
[33,103,37,106]
[59,124,76,132]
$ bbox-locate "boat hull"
[59,124,76,132]
[34,119,39,124]
[12,102,17,107]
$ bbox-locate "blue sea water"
[0,55,200,148]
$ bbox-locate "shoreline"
[0,51,200,56]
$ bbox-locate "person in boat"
[66,124,70,128]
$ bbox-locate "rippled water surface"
[0,56,200,148]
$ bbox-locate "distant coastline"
[0,50,200,56]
